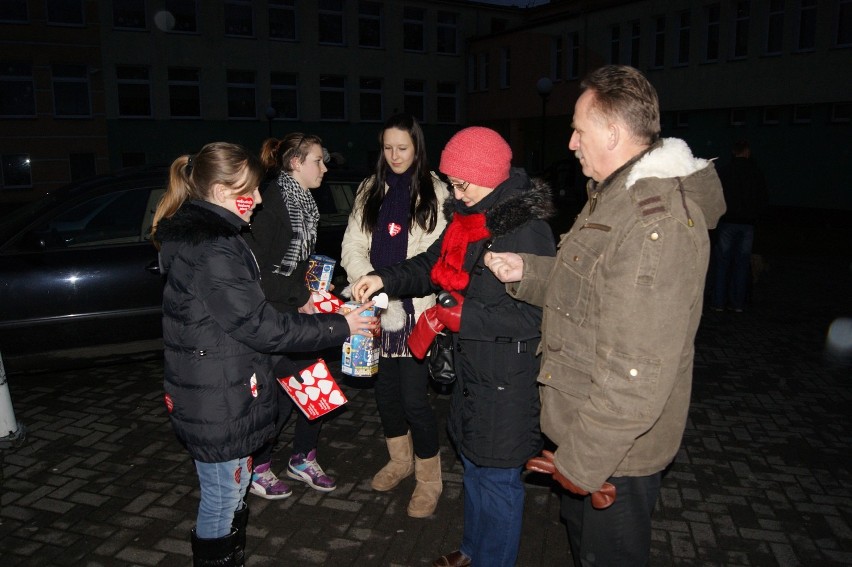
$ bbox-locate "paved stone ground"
[1,255,850,566]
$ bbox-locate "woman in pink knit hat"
[352,126,557,567]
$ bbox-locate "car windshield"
[0,194,58,244]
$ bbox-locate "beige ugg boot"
[407,454,442,518]
[371,432,414,491]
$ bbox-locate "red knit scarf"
[430,212,491,291]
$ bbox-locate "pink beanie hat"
[439,126,512,188]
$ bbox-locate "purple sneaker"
[287,449,337,492]
[249,462,292,499]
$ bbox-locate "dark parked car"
[0,166,365,358]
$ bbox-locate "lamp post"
[536,77,553,174]
[264,105,277,138]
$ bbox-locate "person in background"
[340,113,448,518]
[486,65,726,566]
[243,133,337,500]
[151,142,375,567]
[351,126,556,567]
[709,139,768,312]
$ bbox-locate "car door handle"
[146,261,161,274]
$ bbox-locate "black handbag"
[428,332,456,385]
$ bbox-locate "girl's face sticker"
[235,196,254,214]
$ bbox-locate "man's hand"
[526,450,617,510]
[434,291,463,333]
[484,251,524,283]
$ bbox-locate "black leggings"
[372,355,439,459]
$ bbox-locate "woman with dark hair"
[243,133,339,500]
[341,113,449,518]
[151,142,375,566]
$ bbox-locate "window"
[610,25,621,64]
[567,31,580,79]
[359,1,382,48]
[796,0,817,51]
[359,77,382,122]
[52,64,90,117]
[793,104,812,123]
[319,0,344,45]
[225,0,253,37]
[168,68,200,118]
[403,7,424,51]
[763,106,782,124]
[552,36,564,81]
[0,1,28,22]
[165,0,197,33]
[436,11,458,54]
[1,154,32,189]
[499,47,511,88]
[69,153,96,181]
[269,0,296,40]
[113,0,146,29]
[468,54,477,92]
[628,20,641,68]
[116,66,151,117]
[271,72,298,119]
[730,108,747,125]
[651,17,666,68]
[319,75,346,120]
[478,53,489,90]
[676,11,690,66]
[227,70,256,118]
[831,102,851,123]
[1,61,36,117]
[838,0,852,47]
[732,1,750,59]
[47,0,83,25]
[403,79,425,122]
[704,3,721,62]
[765,0,784,55]
[436,82,458,124]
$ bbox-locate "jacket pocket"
[547,230,610,327]
[599,349,661,419]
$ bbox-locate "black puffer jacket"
[376,170,557,467]
[156,200,350,463]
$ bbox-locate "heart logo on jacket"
[235,196,254,214]
[387,222,401,237]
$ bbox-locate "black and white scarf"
[274,170,319,276]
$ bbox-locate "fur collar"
[155,202,241,246]
[442,174,554,239]
[625,138,713,190]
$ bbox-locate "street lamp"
[536,77,553,174]
[264,105,277,138]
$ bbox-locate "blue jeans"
[194,457,251,538]
[459,454,525,567]
[711,222,754,310]
[560,472,662,567]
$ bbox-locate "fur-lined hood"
[442,168,555,239]
[155,201,246,274]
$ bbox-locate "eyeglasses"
[448,179,470,193]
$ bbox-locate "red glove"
[406,306,444,359]
[434,291,464,333]
[526,450,617,510]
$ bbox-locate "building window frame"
[792,104,813,123]
[271,72,298,120]
[436,11,459,55]
[46,0,84,26]
[403,79,425,122]
[762,106,782,124]
[795,0,817,52]
[403,6,425,52]
[112,0,147,30]
[675,10,691,66]
[116,65,151,118]
[269,0,296,41]
[628,20,641,68]
[0,61,36,117]
[226,69,257,119]
[319,74,347,121]
[318,0,345,46]
[224,0,254,38]
[358,1,383,48]
[436,81,458,124]
[651,16,666,69]
[764,0,785,55]
[567,31,580,79]
[703,3,721,63]
[168,67,201,118]
[499,47,511,89]
[731,0,750,60]
[0,1,28,23]
[164,0,198,34]
[52,64,91,118]
[837,0,852,48]
[359,76,383,122]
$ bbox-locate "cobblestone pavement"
[1,255,850,566]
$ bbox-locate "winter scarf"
[430,212,491,292]
[274,171,319,276]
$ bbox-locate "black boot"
[231,503,249,567]
[191,528,237,567]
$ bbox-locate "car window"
[25,187,154,249]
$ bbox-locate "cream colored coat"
[340,172,449,356]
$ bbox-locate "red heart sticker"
[164,393,174,413]
[235,196,254,214]
[388,222,401,237]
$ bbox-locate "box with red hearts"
[311,290,343,314]
[277,359,348,420]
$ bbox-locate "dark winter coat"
[243,178,312,313]
[376,169,557,468]
[155,200,350,463]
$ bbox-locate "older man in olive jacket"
[486,66,726,566]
